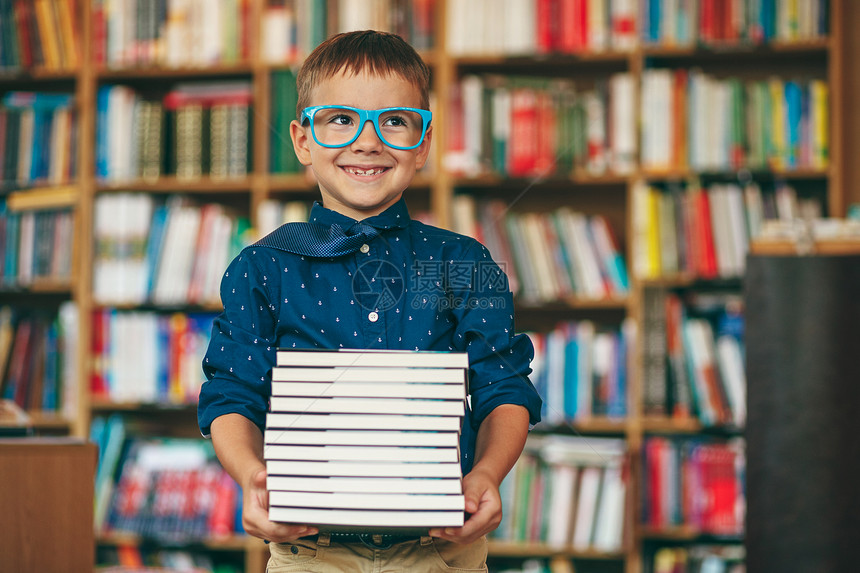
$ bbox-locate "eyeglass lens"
[311,108,425,148]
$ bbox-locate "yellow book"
[55,0,80,69]
[768,78,785,170]
[645,185,662,278]
[34,0,61,70]
[811,80,829,169]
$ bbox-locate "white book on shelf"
[263,444,460,463]
[545,463,579,548]
[276,349,469,369]
[268,507,464,529]
[592,461,626,552]
[268,396,465,417]
[267,475,463,495]
[272,366,466,384]
[610,72,636,175]
[269,491,466,511]
[264,429,460,448]
[266,460,463,478]
[572,465,603,550]
[271,381,466,400]
[265,413,463,432]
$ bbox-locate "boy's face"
[290,70,432,221]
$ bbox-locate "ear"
[290,119,313,166]
[414,124,433,169]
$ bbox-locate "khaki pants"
[267,533,488,572]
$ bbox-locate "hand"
[240,467,318,543]
[428,467,501,545]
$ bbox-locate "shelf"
[96,177,254,194]
[453,51,633,67]
[639,167,830,181]
[516,296,629,311]
[96,64,255,81]
[638,525,744,542]
[640,416,703,434]
[98,532,253,551]
[488,540,625,559]
[453,173,629,189]
[536,417,629,435]
[0,280,75,295]
[641,38,831,64]
[0,68,78,84]
[5,185,79,211]
[90,401,198,413]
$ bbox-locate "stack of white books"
[265,348,469,532]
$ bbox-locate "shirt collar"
[307,197,411,230]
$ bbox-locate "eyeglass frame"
[300,105,433,150]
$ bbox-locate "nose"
[350,119,384,152]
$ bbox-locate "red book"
[92,0,106,66]
[699,0,715,44]
[558,0,577,52]
[14,0,34,68]
[536,0,557,54]
[700,442,742,535]
[577,0,588,51]
[534,90,557,176]
[694,188,718,279]
[209,471,238,538]
[646,437,666,527]
[89,309,108,400]
[508,87,538,177]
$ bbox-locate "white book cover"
[267,475,463,495]
[266,460,463,478]
[269,491,465,511]
[265,413,462,432]
[264,429,460,448]
[271,381,465,400]
[272,366,466,384]
[263,444,460,463]
[268,396,465,417]
[546,464,579,548]
[572,465,603,550]
[592,462,626,552]
[276,349,469,369]
[268,507,465,529]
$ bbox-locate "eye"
[329,114,354,126]
[385,116,411,131]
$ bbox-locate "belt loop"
[419,536,433,546]
[316,532,331,547]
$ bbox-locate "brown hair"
[295,30,431,117]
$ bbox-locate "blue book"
[563,328,579,419]
[762,0,776,41]
[144,203,169,298]
[41,320,59,411]
[608,330,627,418]
[784,80,802,168]
[1,91,73,110]
[96,86,111,180]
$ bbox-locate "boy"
[198,30,541,571]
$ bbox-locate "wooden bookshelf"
[1,1,854,572]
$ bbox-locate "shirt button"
[360,244,370,253]
[368,311,379,322]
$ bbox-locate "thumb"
[250,466,268,488]
[464,489,481,514]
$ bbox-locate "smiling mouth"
[342,166,389,176]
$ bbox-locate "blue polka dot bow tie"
[254,221,382,258]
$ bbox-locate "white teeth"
[344,167,385,176]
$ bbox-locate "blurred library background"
[1,1,859,572]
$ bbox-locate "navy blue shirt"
[198,197,542,474]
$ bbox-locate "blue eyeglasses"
[300,105,432,150]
